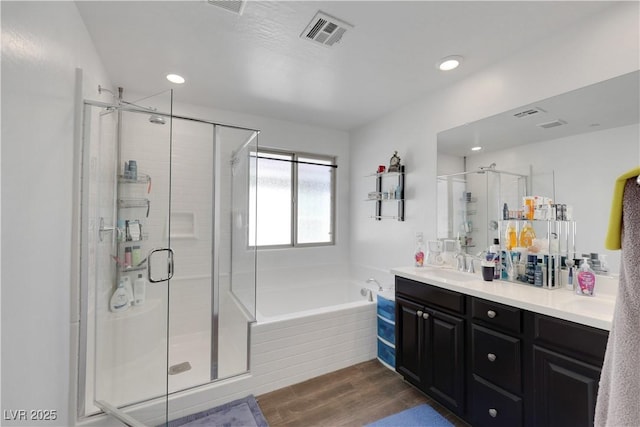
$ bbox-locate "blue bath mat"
[166,395,268,427]
[366,404,453,427]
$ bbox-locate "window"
[249,149,336,247]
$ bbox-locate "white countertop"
[391,266,617,331]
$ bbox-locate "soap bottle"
[505,221,517,250]
[121,276,134,305]
[518,221,536,248]
[110,281,130,312]
[576,258,596,296]
[134,273,146,305]
[414,232,425,267]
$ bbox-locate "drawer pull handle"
[417,310,423,317]
[423,312,429,319]
[489,408,498,418]
[487,353,497,362]
[487,310,497,319]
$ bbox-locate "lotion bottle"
[110,282,130,312]
[121,276,134,305]
[134,274,146,305]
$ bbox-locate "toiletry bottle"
[414,232,425,267]
[110,281,130,312]
[576,258,596,296]
[121,276,134,305]
[526,255,537,285]
[490,238,501,279]
[134,274,146,305]
[518,221,536,249]
[505,221,517,250]
[124,246,132,268]
[132,245,141,266]
[128,160,137,180]
[534,258,543,287]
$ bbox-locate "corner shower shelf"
[118,198,150,217]
[118,173,151,185]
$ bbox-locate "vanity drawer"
[472,325,522,394]
[395,276,465,314]
[472,298,522,334]
[471,374,523,427]
[534,313,608,364]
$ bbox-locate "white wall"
[349,2,640,284]
[1,2,113,425]
[167,99,352,282]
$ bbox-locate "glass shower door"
[87,89,173,426]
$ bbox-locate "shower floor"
[168,329,248,393]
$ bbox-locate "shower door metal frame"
[77,98,260,425]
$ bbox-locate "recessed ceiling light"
[166,74,185,84]
[471,146,483,151]
[438,55,463,71]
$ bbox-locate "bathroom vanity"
[392,266,614,427]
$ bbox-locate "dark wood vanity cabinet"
[395,277,466,416]
[394,276,609,427]
[531,314,608,427]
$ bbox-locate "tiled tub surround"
[391,266,616,330]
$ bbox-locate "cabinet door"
[425,308,465,415]
[395,297,424,386]
[533,346,601,427]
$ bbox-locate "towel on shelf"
[605,167,640,250]
[595,177,640,427]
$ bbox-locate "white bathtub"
[242,278,378,397]
[256,279,376,322]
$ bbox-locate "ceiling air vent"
[301,11,353,47]
[513,107,546,118]
[536,119,567,129]
[207,0,246,15]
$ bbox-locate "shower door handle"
[147,248,174,283]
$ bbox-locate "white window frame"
[250,148,336,248]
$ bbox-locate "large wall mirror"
[437,70,639,275]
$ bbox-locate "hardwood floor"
[256,359,470,427]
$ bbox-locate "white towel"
[595,177,640,426]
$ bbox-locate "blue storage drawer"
[377,317,395,345]
[377,294,395,322]
[377,339,396,368]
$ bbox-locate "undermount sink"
[426,269,477,283]
[562,296,615,313]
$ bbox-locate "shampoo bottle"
[110,282,130,312]
[576,258,596,296]
[134,273,146,305]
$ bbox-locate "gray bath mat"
[166,395,268,427]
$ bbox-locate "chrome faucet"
[366,278,383,291]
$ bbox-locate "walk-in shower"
[437,166,529,254]
[78,87,259,426]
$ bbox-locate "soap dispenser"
[576,258,596,296]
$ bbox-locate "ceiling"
[438,70,640,157]
[76,1,616,131]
